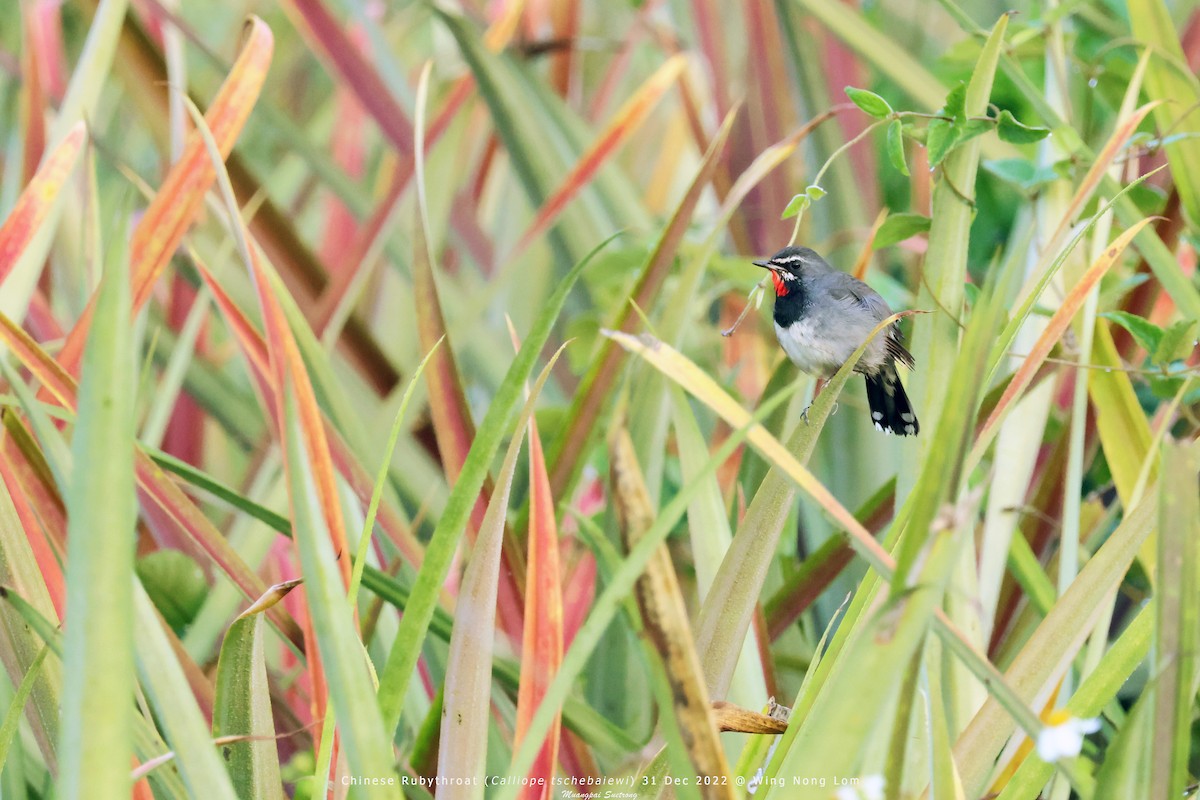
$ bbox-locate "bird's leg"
[799,378,827,424]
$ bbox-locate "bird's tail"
[864,366,919,436]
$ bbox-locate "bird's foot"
[800,400,838,426]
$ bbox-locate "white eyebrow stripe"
[772,255,805,264]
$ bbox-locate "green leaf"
[1095,688,1153,800]
[781,193,810,220]
[133,582,240,798]
[1152,319,1198,366]
[923,82,973,166]
[439,344,566,786]
[926,117,961,167]
[213,582,296,800]
[875,213,932,248]
[1100,311,1164,356]
[983,158,1061,192]
[984,158,1036,187]
[806,184,827,202]
[281,384,399,797]
[942,82,967,120]
[996,109,1051,144]
[887,119,909,175]
[844,86,893,118]
[1128,181,1168,215]
[375,233,621,737]
[1128,0,1200,225]
[436,10,636,266]
[958,117,995,146]
[500,365,798,800]
[1150,375,1188,399]
[963,282,981,308]
[136,552,207,631]
[58,203,138,800]
[0,645,49,769]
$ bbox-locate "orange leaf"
[1042,103,1158,263]
[0,447,65,619]
[193,256,425,569]
[0,311,78,409]
[18,9,49,185]
[244,246,352,590]
[0,122,86,287]
[0,307,305,650]
[511,55,686,259]
[283,0,413,154]
[514,413,564,797]
[979,218,1158,441]
[547,105,738,497]
[55,17,274,377]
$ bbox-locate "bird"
[752,245,919,436]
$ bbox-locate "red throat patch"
[770,271,789,296]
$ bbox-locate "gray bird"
[752,245,919,436]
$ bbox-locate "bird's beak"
[752,260,772,270]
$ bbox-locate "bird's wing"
[825,274,917,369]
[825,274,891,319]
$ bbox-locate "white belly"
[775,319,843,377]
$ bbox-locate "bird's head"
[752,246,820,296]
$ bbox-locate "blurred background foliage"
[0,0,1198,798]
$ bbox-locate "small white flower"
[833,775,885,800]
[1036,715,1101,762]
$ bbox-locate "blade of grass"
[1150,440,1199,800]
[906,13,1007,455]
[668,385,768,708]
[46,0,127,147]
[182,89,354,759]
[281,0,413,155]
[762,478,895,639]
[280,381,399,793]
[1086,323,1156,507]
[1129,0,1200,225]
[212,581,298,800]
[439,346,566,795]
[609,427,734,797]
[54,16,274,379]
[347,336,443,613]
[498,380,799,800]
[56,207,136,800]
[0,644,49,769]
[408,63,525,635]
[0,122,86,287]
[438,8,644,267]
[980,165,1164,396]
[131,583,238,799]
[0,456,63,770]
[975,219,1156,449]
[512,395,565,792]
[509,54,686,260]
[945,495,1157,799]
[375,232,620,737]
[995,605,1153,800]
[547,106,738,499]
